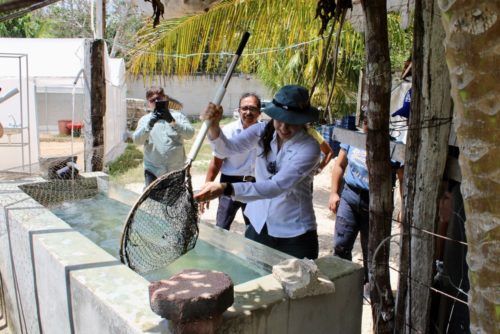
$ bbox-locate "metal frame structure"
[0,53,32,173]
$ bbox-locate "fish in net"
[120,168,199,274]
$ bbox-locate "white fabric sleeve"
[232,140,320,202]
[132,114,151,145]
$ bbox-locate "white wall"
[127,75,272,118]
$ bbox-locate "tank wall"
[0,174,363,334]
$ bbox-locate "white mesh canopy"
[0,38,127,172]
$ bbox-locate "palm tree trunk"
[400,0,453,332]
[439,1,500,332]
[360,1,394,332]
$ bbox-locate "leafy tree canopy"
[0,14,44,37]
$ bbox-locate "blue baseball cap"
[263,85,319,125]
[392,89,411,118]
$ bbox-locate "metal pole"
[45,87,48,133]
[26,54,31,173]
[18,55,25,172]
[95,0,105,39]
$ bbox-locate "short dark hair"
[146,86,166,100]
[239,93,261,109]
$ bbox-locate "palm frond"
[127,1,410,119]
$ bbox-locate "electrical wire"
[105,36,324,58]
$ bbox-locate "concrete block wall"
[0,176,363,334]
[0,178,164,334]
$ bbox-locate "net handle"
[186,31,250,165]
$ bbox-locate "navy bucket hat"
[263,85,319,125]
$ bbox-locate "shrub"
[107,144,143,176]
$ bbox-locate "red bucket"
[58,120,72,136]
[67,122,83,137]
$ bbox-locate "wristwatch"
[223,183,234,196]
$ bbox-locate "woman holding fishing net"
[195,85,321,259]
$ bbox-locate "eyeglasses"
[267,161,278,175]
[239,105,260,113]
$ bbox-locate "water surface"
[51,193,268,284]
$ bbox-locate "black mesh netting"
[19,178,99,207]
[120,168,199,274]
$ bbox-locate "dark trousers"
[216,174,253,230]
[216,195,250,230]
[245,223,319,259]
[334,184,370,283]
[144,169,157,187]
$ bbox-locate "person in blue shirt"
[195,85,321,259]
[329,115,402,283]
[133,86,195,186]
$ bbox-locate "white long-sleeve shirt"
[133,110,194,177]
[210,121,320,238]
[215,119,258,177]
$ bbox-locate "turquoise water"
[51,193,268,284]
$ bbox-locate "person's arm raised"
[200,103,223,140]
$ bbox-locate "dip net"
[119,168,199,273]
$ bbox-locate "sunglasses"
[239,105,260,113]
[148,96,166,103]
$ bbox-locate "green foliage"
[388,13,413,72]
[35,0,94,38]
[107,144,143,176]
[30,0,142,57]
[105,0,144,58]
[0,14,44,37]
[127,2,410,121]
[127,0,366,119]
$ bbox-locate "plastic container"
[58,120,72,136]
[66,122,83,137]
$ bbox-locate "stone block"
[149,269,234,322]
[272,258,335,299]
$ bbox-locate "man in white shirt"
[201,93,261,230]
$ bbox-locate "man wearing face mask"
[133,86,194,186]
[200,93,262,231]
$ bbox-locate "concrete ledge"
[0,176,363,334]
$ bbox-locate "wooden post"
[360,1,394,333]
[83,39,106,172]
[399,0,453,332]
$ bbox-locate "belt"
[220,174,256,183]
[346,183,369,197]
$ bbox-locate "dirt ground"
[38,133,85,169]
